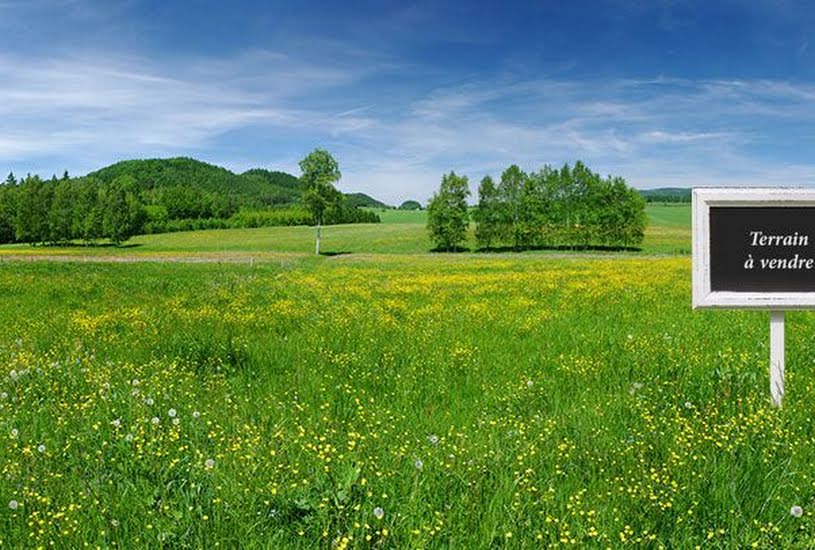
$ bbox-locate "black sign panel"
[710,207,815,292]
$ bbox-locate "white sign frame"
[692,187,815,310]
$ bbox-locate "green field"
[0,204,691,259]
[6,203,813,547]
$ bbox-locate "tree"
[299,149,342,254]
[102,175,141,245]
[0,184,17,243]
[497,165,527,249]
[15,175,49,244]
[426,171,470,251]
[4,172,16,186]
[49,180,75,243]
[474,176,500,249]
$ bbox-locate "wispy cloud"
[3,45,815,203]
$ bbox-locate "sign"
[693,188,815,407]
[693,188,815,308]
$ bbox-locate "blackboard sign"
[693,188,815,309]
[710,207,815,292]
[692,188,815,407]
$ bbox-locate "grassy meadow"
[3,203,814,547]
[0,204,690,259]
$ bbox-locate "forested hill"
[638,187,691,203]
[88,158,306,207]
[345,192,389,209]
[0,157,383,246]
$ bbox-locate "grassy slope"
[0,204,691,257]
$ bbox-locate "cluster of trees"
[427,162,647,251]
[0,173,145,245]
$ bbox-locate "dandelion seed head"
[373,507,384,519]
[37,444,45,453]
[172,418,180,426]
[145,397,154,406]
[168,408,177,418]
[791,505,804,518]
[10,428,18,438]
[205,458,215,469]
[192,411,201,419]
[112,419,121,428]
[8,500,18,510]
[151,417,160,425]
[427,434,439,445]
[526,380,534,388]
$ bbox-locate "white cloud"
[4,45,815,204]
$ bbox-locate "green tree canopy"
[427,171,470,252]
[299,149,342,254]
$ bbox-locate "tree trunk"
[315,221,321,255]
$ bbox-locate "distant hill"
[87,157,386,207]
[638,187,691,203]
[345,193,390,209]
[399,200,422,210]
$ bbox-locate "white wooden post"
[770,310,785,407]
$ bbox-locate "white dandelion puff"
[145,397,154,406]
[8,500,18,510]
[37,444,45,453]
[427,434,439,445]
[192,411,201,419]
[168,408,177,418]
[791,505,804,518]
[205,458,215,469]
[172,418,180,426]
[112,419,121,428]
[151,417,160,425]
[373,507,384,520]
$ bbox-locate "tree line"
[427,161,647,251]
[0,170,378,246]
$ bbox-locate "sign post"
[693,188,815,407]
[770,310,784,407]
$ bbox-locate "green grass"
[1,255,814,547]
[0,203,691,258]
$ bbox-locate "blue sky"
[2,0,815,203]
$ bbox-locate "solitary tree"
[427,171,470,251]
[299,149,342,255]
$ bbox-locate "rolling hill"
[88,157,384,207]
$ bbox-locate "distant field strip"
[0,204,690,258]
